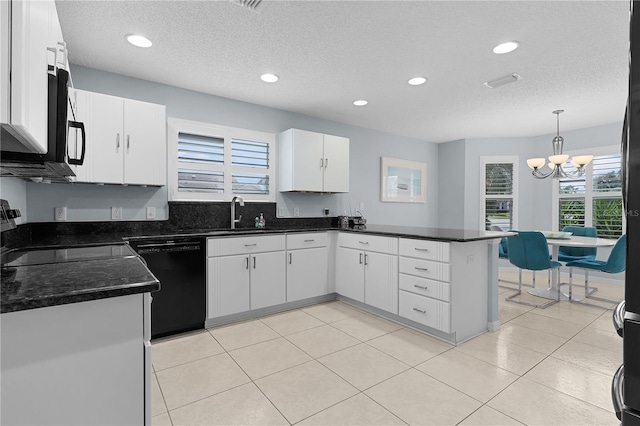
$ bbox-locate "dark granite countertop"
[1,222,508,314]
[1,255,159,314]
[342,225,512,242]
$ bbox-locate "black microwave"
[1,67,85,180]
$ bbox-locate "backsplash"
[2,202,337,248]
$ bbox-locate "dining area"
[496,226,626,310]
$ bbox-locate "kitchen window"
[480,156,518,231]
[553,146,623,239]
[168,118,276,202]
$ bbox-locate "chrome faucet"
[230,196,245,229]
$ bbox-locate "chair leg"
[499,268,534,288]
[568,267,573,301]
[505,268,558,309]
[582,270,620,304]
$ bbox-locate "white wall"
[21,66,440,226]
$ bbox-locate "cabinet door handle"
[414,247,429,252]
[126,134,131,149]
[244,244,257,247]
[414,284,428,290]
[246,257,249,269]
[358,241,369,245]
[116,133,120,148]
[413,307,427,314]
[324,158,328,168]
[364,254,369,265]
[253,257,256,269]
[289,253,292,264]
[359,253,363,264]
[320,158,324,168]
[304,239,315,242]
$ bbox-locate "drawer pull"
[413,284,428,290]
[244,244,257,247]
[358,241,369,245]
[415,267,429,272]
[413,307,427,314]
[304,239,315,242]
[414,248,430,252]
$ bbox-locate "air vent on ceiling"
[483,73,523,89]
[230,0,265,13]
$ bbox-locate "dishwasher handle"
[136,241,202,254]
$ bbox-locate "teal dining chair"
[565,234,626,303]
[505,231,562,308]
[558,226,598,262]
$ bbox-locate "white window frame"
[167,118,276,202]
[551,144,624,237]
[480,156,519,232]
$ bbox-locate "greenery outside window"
[554,147,623,239]
[480,156,518,232]
[168,118,276,202]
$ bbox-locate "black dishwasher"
[131,238,206,339]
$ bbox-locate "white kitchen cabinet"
[73,89,166,186]
[1,0,64,154]
[1,293,151,425]
[397,238,488,343]
[207,235,286,319]
[278,128,349,193]
[250,251,286,309]
[208,254,250,317]
[286,233,329,302]
[336,233,398,314]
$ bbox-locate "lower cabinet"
[1,294,150,425]
[286,233,329,302]
[335,233,398,314]
[207,235,286,319]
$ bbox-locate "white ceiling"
[56,0,630,143]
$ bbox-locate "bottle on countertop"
[259,213,266,229]
[254,216,260,228]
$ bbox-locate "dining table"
[527,234,616,302]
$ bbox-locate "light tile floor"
[151,270,624,425]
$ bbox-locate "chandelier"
[526,110,593,179]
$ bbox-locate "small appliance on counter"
[0,199,21,232]
[348,215,367,230]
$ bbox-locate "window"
[168,118,276,202]
[554,147,623,239]
[480,156,518,231]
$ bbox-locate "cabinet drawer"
[207,235,285,257]
[287,232,328,250]
[338,232,398,255]
[399,239,450,262]
[399,290,450,333]
[399,257,450,282]
[399,274,450,302]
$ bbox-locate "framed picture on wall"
[380,157,427,203]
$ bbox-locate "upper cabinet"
[73,90,167,186]
[278,128,349,193]
[1,0,64,154]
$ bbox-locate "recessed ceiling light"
[493,41,519,54]
[408,77,427,86]
[353,100,368,106]
[126,34,152,48]
[260,73,279,83]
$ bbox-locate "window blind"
[178,133,224,165]
[231,139,269,169]
[178,168,224,193]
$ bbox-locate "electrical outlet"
[278,206,284,217]
[146,207,156,219]
[54,207,66,221]
[294,207,300,217]
[323,208,329,216]
[111,206,122,220]
[359,202,365,212]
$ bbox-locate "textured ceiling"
[56,0,629,143]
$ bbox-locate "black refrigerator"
[616,1,640,423]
